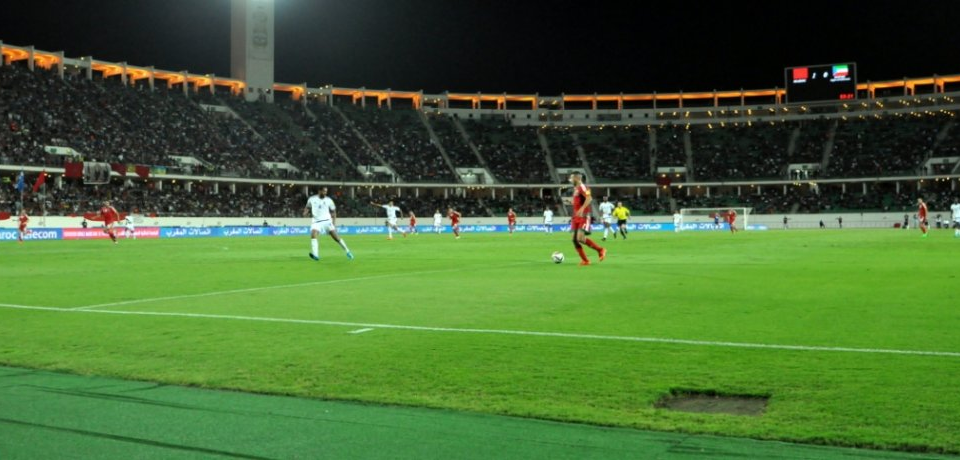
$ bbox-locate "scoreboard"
[784,63,857,103]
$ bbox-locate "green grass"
[2,229,959,454]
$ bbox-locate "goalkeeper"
[612,201,630,239]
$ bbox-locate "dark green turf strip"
[0,366,952,460]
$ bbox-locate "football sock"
[311,239,319,257]
[388,227,393,238]
[603,228,609,239]
[337,238,349,252]
[584,238,602,252]
[574,244,588,262]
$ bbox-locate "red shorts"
[571,216,591,232]
[18,226,27,232]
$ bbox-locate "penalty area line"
[2,303,960,359]
[70,262,535,311]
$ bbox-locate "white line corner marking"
[1,303,959,358]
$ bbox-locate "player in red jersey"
[506,208,517,234]
[918,197,929,238]
[100,200,120,244]
[569,172,606,266]
[726,209,738,233]
[407,211,417,235]
[448,207,462,239]
[17,210,31,243]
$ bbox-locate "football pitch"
[2,228,959,455]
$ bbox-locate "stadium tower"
[231,0,275,102]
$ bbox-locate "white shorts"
[311,220,336,234]
[386,218,398,227]
[125,225,135,231]
[544,220,553,225]
[602,216,612,224]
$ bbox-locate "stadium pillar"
[737,186,742,196]
[275,185,281,197]
[863,183,867,194]
[213,182,219,194]
[895,182,900,193]
[147,66,155,90]
[27,45,35,71]
[185,181,192,193]
[231,0,275,102]
[156,180,163,191]
[84,57,93,80]
[182,71,189,97]
[56,51,64,79]
[706,186,711,197]
[230,183,236,194]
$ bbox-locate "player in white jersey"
[304,187,353,261]
[123,215,136,239]
[598,197,615,241]
[543,207,554,233]
[951,198,960,238]
[433,209,443,234]
[673,211,683,233]
[370,200,406,239]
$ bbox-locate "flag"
[14,171,25,193]
[64,162,83,179]
[833,64,849,79]
[32,171,47,193]
[111,163,127,177]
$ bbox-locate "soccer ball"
[551,251,565,264]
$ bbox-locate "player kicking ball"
[568,172,606,266]
[304,187,353,261]
[100,201,120,244]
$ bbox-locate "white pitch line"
[348,328,374,334]
[71,262,534,311]
[3,303,960,358]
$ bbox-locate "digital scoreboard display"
[784,63,857,103]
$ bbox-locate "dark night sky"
[2,0,959,95]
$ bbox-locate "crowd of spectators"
[575,127,652,181]
[458,119,551,183]
[3,64,960,221]
[828,115,942,178]
[338,105,455,183]
[424,113,484,169]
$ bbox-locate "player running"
[612,201,630,239]
[727,209,738,233]
[100,201,120,244]
[673,210,683,233]
[433,209,443,234]
[304,187,353,261]
[543,207,554,233]
[123,215,136,239]
[568,172,606,266]
[598,196,615,240]
[407,211,418,235]
[918,197,929,238]
[17,210,31,243]
[370,200,406,239]
[951,198,960,238]
[448,207,462,239]
[507,208,517,234]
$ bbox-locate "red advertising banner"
[62,227,160,240]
